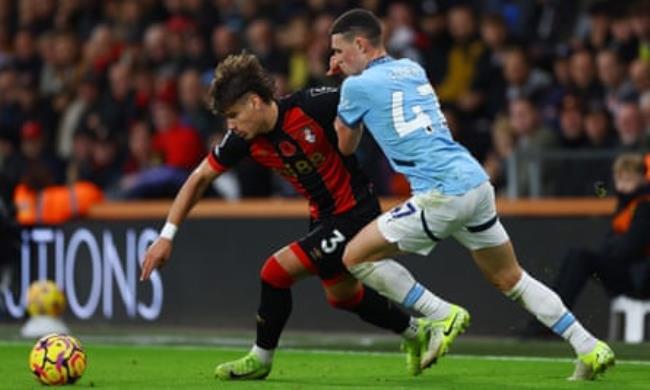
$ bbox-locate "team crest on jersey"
[303,127,316,143]
[279,141,296,157]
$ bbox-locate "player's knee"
[260,256,295,289]
[341,246,359,269]
[491,266,523,292]
[326,287,364,310]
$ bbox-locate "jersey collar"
[366,55,393,69]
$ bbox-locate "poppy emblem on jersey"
[279,141,296,157]
[303,127,316,143]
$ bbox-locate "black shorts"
[295,198,382,281]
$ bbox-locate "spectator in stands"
[245,18,288,76]
[596,48,637,115]
[488,98,557,196]
[557,95,587,149]
[629,1,650,61]
[64,129,93,184]
[501,47,552,114]
[142,24,174,76]
[280,14,311,91]
[87,126,122,192]
[117,120,165,198]
[580,1,613,54]
[609,7,638,64]
[435,4,484,107]
[584,106,617,149]
[122,120,155,176]
[567,49,604,110]
[12,29,42,87]
[56,73,100,160]
[18,120,64,188]
[39,30,79,98]
[83,24,124,77]
[0,67,22,134]
[151,98,203,172]
[181,28,212,73]
[210,24,240,65]
[99,62,138,146]
[385,2,422,64]
[615,101,648,150]
[629,59,650,94]
[304,13,337,88]
[523,153,650,338]
[467,13,510,119]
[177,69,213,142]
[113,0,146,44]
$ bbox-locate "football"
[29,333,87,385]
[26,280,66,317]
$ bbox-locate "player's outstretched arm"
[140,158,219,281]
[334,117,362,156]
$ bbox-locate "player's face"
[331,33,366,75]
[224,94,265,140]
[614,171,645,194]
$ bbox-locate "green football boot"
[401,318,435,376]
[421,304,471,369]
[214,352,271,380]
[569,340,615,381]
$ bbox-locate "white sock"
[251,345,274,365]
[401,317,419,339]
[506,271,596,354]
[347,259,451,320]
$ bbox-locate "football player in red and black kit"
[140,54,440,380]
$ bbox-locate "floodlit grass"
[2,341,648,389]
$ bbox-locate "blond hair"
[613,153,647,176]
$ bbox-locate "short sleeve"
[207,130,249,173]
[300,87,340,124]
[337,77,368,128]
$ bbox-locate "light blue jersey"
[338,56,488,195]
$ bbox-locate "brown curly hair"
[208,53,276,115]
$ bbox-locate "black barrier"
[2,217,611,337]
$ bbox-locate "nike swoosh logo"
[229,371,256,379]
[444,313,459,336]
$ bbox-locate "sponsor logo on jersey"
[303,127,316,143]
[309,86,338,96]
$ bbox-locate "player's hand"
[140,237,172,281]
[326,54,342,76]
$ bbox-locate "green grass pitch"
[2,341,648,389]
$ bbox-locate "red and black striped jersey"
[207,87,374,220]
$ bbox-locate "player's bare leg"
[342,220,470,370]
[471,241,615,380]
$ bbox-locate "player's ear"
[354,36,364,53]
[249,94,260,110]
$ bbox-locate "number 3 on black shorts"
[321,229,346,254]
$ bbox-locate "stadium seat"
[608,296,650,343]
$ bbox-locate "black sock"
[255,281,292,350]
[346,286,410,334]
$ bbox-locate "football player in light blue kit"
[329,9,614,380]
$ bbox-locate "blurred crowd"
[0,0,649,205]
